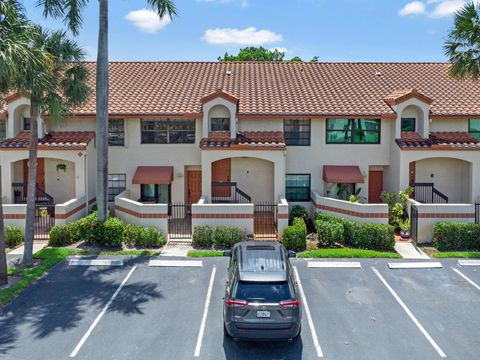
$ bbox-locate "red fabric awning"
[132,166,173,184]
[323,165,364,184]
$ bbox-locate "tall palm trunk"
[96,0,109,222]
[0,166,7,285]
[23,100,39,267]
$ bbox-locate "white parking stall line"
[69,266,137,358]
[69,259,123,266]
[293,266,324,358]
[388,262,442,269]
[308,261,361,269]
[194,266,216,357]
[372,267,447,358]
[452,267,480,291]
[458,260,480,267]
[149,260,203,267]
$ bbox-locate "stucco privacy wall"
[429,118,469,132]
[277,198,289,235]
[311,191,389,224]
[55,197,91,226]
[114,190,168,235]
[192,197,254,234]
[286,118,393,201]
[408,200,476,244]
[108,118,202,202]
[231,157,274,202]
[2,204,26,229]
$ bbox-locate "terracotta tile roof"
[396,131,480,149]
[200,131,285,149]
[384,88,433,106]
[0,131,95,150]
[1,62,476,119]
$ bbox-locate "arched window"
[209,105,230,131]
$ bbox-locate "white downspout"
[84,150,88,216]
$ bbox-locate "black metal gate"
[35,204,55,240]
[254,203,277,240]
[410,205,418,244]
[168,203,192,239]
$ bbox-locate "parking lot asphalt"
[1,256,480,360]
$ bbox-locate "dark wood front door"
[409,161,416,185]
[212,159,231,198]
[187,170,202,204]
[23,158,45,191]
[368,170,383,203]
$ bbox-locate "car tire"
[223,323,230,337]
[294,325,301,338]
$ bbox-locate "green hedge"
[314,212,395,251]
[48,223,80,247]
[123,224,166,248]
[192,225,245,249]
[283,218,307,251]
[289,205,309,225]
[316,220,344,247]
[48,212,165,249]
[5,226,23,248]
[433,222,480,251]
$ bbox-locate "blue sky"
[22,0,470,62]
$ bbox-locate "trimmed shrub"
[213,226,245,249]
[433,222,480,251]
[315,212,338,223]
[316,220,344,247]
[4,226,23,248]
[289,205,309,225]
[192,226,215,248]
[100,217,124,248]
[76,211,101,244]
[48,223,79,247]
[123,224,166,248]
[283,218,307,251]
[348,222,395,251]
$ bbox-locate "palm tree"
[0,0,49,282]
[444,1,480,79]
[12,29,90,266]
[39,0,178,223]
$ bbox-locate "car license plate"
[256,310,271,318]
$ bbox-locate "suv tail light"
[225,298,248,308]
[280,299,300,308]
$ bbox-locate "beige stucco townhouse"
[1,62,479,240]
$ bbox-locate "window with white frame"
[0,120,6,141]
[108,174,126,202]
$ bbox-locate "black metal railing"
[475,202,480,224]
[410,182,448,204]
[211,182,251,203]
[254,202,278,240]
[12,182,54,204]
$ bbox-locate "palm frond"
[146,0,178,18]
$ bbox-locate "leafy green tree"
[444,1,480,79]
[6,28,91,266]
[219,47,319,62]
[39,0,178,223]
[0,0,50,280]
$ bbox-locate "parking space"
[1,256,480,360]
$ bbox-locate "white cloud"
[125,8,171,33]
[241,0,249,8]
[398,0,477,19]
[398,1,426,16]
[430,0,465,18]
[203,27,283,45]
[270,47,288,53]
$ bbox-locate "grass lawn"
[83,249,161,256]
[433,251,480,258]
[188,250,225,257]
[0,248,84,307]
[297,248,401,259]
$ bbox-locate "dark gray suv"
[223,241,301,341]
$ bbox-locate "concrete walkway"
[394,241,430,259]
[8,241,48,256]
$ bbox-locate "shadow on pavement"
[0,256,162,356]
[223,334,303,360]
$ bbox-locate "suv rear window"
[234,281,293,303]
